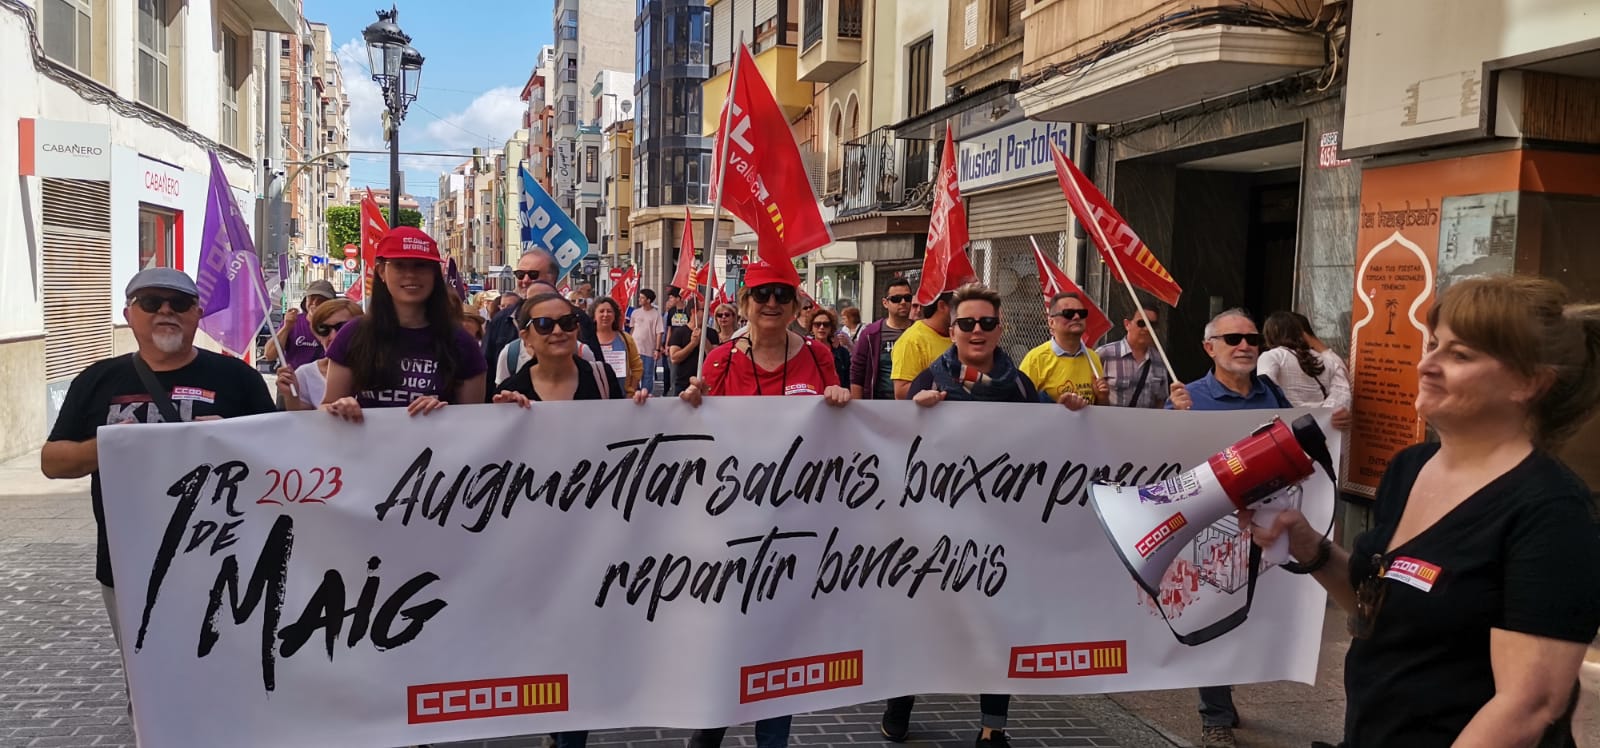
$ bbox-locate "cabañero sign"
[100,402,1335,747]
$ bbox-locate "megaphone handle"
[1249,501,1291,566]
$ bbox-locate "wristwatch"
[1281,537,1332,575]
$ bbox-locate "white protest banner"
[99,402,1337,747]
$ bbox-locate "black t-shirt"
[1344,443,1600,747]
[668,326,720,394]
[48,351,277,587]
[498,355,624,401]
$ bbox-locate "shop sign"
[957,120,1075,192]
[18,118,111,180]
[136,156,185,206]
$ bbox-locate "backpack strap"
[588,358,612,399]
[130,353,182,423]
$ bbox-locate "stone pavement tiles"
[0,540,1177,748]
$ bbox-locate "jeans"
[687,715,791,748]
[639,355,656,395]
[553,731,588,748]
[884,694,1009,730]
[1198,685,1238,728]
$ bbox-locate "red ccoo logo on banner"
[739,650,863,704]
[407,674,569,724]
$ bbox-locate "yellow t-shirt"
[1019,340,1104,402]
[889,321,950,385]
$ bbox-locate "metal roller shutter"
[712,0,733,67]
[41,178,113,382]
[967,178,1072,238]
[755,0,778,29]
[733,0,754,53]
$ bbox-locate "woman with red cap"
[322,227,487,421]
[678,257,848,748]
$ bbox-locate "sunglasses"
[1053,309,1090,321]
[314,320,349,337]
[1350,554,1389,639]
[1132,318,1153,328]
[811,320,835,329]
[524,313,581,335]
[953,316,1000,333]
[1208,333,1265,347]
[130,294,197,314]
[884,294,914,304]
[715,312,734,318]
[750,284,796,305]
[513,269,542,281]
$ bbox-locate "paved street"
[0,450,1347,748]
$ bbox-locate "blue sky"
[306,0,556,198]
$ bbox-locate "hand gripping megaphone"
[1089,415,1336,644]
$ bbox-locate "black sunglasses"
[715,311,734,318]
[513,269,543,281]
[130,294,197,314]
[524,313,581,335]
[811,319,835,328]
[1208,333,1265,347]
[1132,318,1152,328]
[1053,309,1090,321]
[750,284,796,305]
[314,320,349,337]
[953,316,1000,333]
[884,293,914,304]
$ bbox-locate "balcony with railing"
[836,127,936,218]
[798,0,864,83]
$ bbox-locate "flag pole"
[1028,235,1102,379]
[696,36,745,375]
[1059,167,1176,379]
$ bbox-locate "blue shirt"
[1171,370,1288,411]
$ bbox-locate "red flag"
[1049,142,1182,307]
[360,188,389,300]
[711,45,831,267]
[1031,237,1113,347]
[670,208,697,293]
[610,266,639,308]
[688,261,719,304]
[915,126,977,305]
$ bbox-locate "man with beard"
[41,267,275,700]
[1167,308,1288,748]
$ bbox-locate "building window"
[219,26,246,150]
[138,205,179,270]
[586,146,599,183]
[907,37,933,118]
[41,0,97,77]
[560,10,578,39]
[137,0,181,116]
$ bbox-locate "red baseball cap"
[375,227,442,262]
[742,256,801,288]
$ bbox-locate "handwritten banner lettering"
[99,402,1336,747]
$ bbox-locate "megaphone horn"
[1090,415,1333,604]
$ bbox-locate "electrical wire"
[0,0,252,169]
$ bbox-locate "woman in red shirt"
[678,257,848,748]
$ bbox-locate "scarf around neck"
[927,345,1029,402]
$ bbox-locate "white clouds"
[336,39,386,151]
[421,87,525,150]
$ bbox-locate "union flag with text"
[671,207,698,294]
[1030,237,1112,346]
[915,125,977,305]
[359,188,390,301]
[1049,142,1182,307]
[610,266,639,309]
[711,45,831,267]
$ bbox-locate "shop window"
[138,205,180,270]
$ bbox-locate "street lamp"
[363,5,424,223]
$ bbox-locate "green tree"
[324,206,425,261]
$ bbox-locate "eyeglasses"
[715,312,733,319]
[1132,318,1153,328]
[523,313,581,335]
[1350,554,1389,639]
[1207,333,1264,347]
[884,294,914,304]
[314,320,349,337]
[512,269,542,281]
[130,294,197,314]
[953,316,1000,333]
[1052,309,1090,321]
[811,320,835,329]
[750,284,796,305]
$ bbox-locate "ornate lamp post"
[363,5,424,223]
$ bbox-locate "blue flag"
[519,166,588,282]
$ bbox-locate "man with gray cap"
[41,268,275,686]
[264,278,338,368]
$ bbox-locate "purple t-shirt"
[281,315,324,369]
[325,319,487,408]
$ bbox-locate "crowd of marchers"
[38,225,1600,748]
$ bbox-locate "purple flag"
[195,152,269,355]
[446,257,467,301]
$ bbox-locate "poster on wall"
[1345,153,1521,497]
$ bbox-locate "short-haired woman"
[898,282,1036,747]
[276,298,361,411]
[1250,275,1600,746]
[321,227,486,421]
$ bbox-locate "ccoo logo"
[407,674,568,724]
[739,650,863,704]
